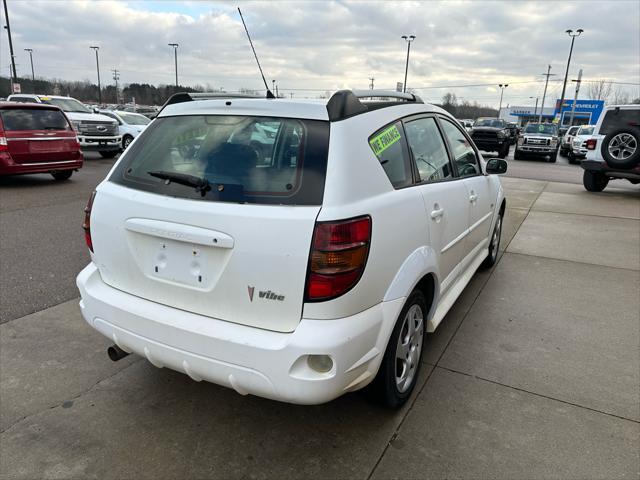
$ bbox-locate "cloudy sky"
[1,0,639,107]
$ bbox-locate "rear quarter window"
[368,121,413,188]
[110,115,330,206]
[0,109,71,131]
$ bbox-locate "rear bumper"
[581,160,640,180]
[78,135,122,151]
[76,263,403,405]
[0,153,83,175]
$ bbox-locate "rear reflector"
[586,138,597,150]
[305,216,371,301]
[82,191,97,252]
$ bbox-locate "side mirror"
[486,158,507,175]
[93,107,99,114]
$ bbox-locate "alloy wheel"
[395,304,424,393]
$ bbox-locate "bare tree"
[587,79,613,102]
[611,86,631,105]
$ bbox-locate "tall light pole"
[89,46,102,104]
[497,84,508,118]
[558,29,583,127]
[24,48,34,81]
[529,96,539,119]
[401,35,415,93]
[539,65,556,123]
[3,0,18,88]
[168,43,179,87]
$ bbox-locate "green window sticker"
[370,125,402,158]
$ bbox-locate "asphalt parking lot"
[1,150,639,479]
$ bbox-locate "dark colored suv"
[0,103,83,180]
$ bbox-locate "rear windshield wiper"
[148,170,211,196]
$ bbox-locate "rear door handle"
[430,208,445,219]
[469,194,478,203]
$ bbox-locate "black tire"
[583,170,609,192]
[513,148,522,160]
[548,149,558,163]
[368,290,427,409]
[122,135,134,149]
[559,147,567,157]
[99,151,118,159]
[601,129,639,169]
[481,209,503,269]
[51,170,73,181]
[498,143,509,159]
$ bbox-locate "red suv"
[0,102,83,180]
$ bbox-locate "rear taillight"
[0,135,7,152]
[82,191,97,252]
[305,216,371,301]
[586,138,597,150]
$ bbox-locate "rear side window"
[600,109,640,135]
[0,108,71,131]
[110,115,329,206]
[368,121,412,188]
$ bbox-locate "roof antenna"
[237,7,275,99]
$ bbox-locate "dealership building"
[500,99,605,127]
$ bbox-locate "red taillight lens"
[586,138,597,150]
[305,216,371,301]
[0,135,7,152]
[82,191,96,252]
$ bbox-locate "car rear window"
[0,108,71,131]
[600,109,640,135]
[110,115,330,205]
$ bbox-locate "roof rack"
[326,89,423,122]
[161,91,262,109]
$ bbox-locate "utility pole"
[168,43,179,87]
[539,65,556,123]
[90,46,102,104]
[401,35,415,93]
[112,68,120,104]
[558,29,583,127]
[272,79,276,95]
[24,48,34,81]
[3,0,18,89]
[369,76,375,90]
[530,96,539,118]
[568,69,583,127]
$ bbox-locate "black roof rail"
[326,89,423,122]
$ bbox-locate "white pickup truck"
[7,94,122,158]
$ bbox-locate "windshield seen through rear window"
[110,115,330,205]
[524,123,557,135]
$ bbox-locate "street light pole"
[498,84,508,118]
[558,29,583,127]
[24,48,34,81]
[89,46,102,104]
[168,43,179,87]
[401,35,415,93]
[539,65,556,123]
[529,96,539,119]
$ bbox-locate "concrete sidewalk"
[1,179,639,479]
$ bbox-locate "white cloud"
[1,0,638,105]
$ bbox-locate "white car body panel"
[77,95,505,404]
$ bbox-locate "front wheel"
[99,151,118,159]
[122,135,133,149]
[481,210,503,269]
[548,149,558,163]
[498,143,509,159]
[368,290,426,409]
[513,148,522,160]
[583,170,609,192]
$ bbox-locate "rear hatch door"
[1,107,79,163]
[91,112,329,333]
